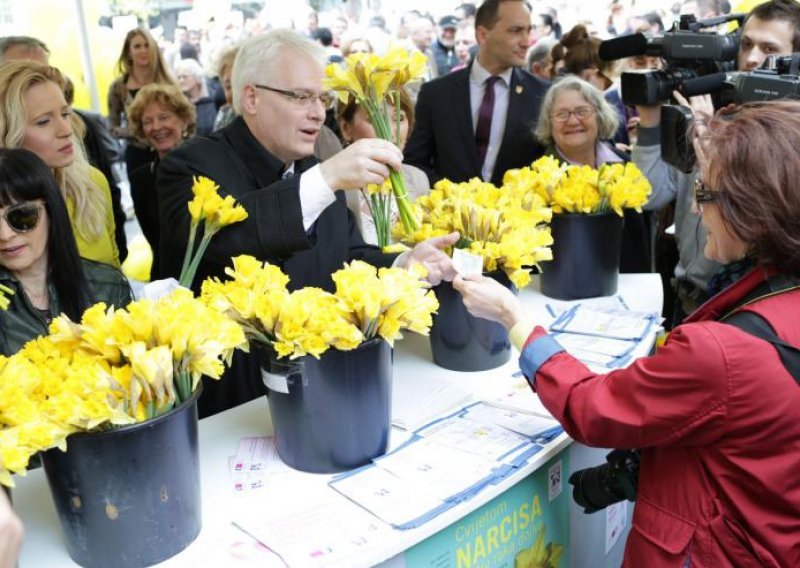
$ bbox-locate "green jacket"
[0,259,132,356]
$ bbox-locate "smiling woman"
[0,148,131,356]
[125,83,196,280]
[0,61,120,268]
[534,75,652,273]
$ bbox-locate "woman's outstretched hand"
[452,274,522,330]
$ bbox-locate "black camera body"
[600,14,745,106]
[662,53,800,172]
[568,449,640,514]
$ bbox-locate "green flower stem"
[364,97,420,236]
[180,220,201,284]
[180,227,216,288]
[176,370,192,403]
[389,169,419,234]
[370,193,391,248]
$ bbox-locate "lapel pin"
[515,85,523,94]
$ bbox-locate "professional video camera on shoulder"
[599,13,746,106]
[662,53,800,173]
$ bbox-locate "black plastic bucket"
[40,391,201,568]
[429,272,515,372]
[541,212,624,300]
[260,339,392,473]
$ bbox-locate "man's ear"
[475,25,489,47]
[240,84,258,116]
[339,119,353,144]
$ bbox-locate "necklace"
[22,284,50,310]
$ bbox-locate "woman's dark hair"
[701,100,800,276]
[0,148,90,320]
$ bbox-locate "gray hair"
[0,36,50,63]
[534,75,620,146]
[174,58,209,98]
[231,29,327,115]
[526,37,557,69]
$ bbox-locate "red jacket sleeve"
[524,323,730,449]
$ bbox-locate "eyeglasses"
[253,84,335,109]
[551,106,595,122]
[1,202,44,233]
[693,178,720,205]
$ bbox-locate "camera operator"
[634,0,800,327]
[454,99,800,567]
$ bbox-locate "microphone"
[678,72,728,97]
[599,34,648,61]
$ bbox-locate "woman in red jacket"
[454,100,800,567]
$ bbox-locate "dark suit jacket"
[157,116,396,417]
[405,66,550,187]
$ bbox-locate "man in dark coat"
[405,0,549,187]
[157,29,457,418]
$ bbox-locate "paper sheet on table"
[551,332,637,358]
[392,372,475,431]
[461,402,560,438]
[416,414,532,461]
[159,519,283,568]
[550,305,656,341]
[233,485,393,567]
[229,437,297,493]
[331,466,447,527]
[545,294,629,318]
[486,375,553,417]
[373,438,498,501]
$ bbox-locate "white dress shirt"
[469,60,513,182]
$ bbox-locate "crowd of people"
[1,0,799,565]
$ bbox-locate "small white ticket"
[452,248,484,277]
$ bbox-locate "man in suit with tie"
[405,0,550,187]
[157,29,457,417]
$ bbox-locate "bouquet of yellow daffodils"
[397,178,554,289]
[0,289,247,486]
[503,156,652,216]
[201,255,439,359]
[323,47,426,244]
[180,176,248,287]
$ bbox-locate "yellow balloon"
[122,235,154,283]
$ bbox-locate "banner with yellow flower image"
[323,47,427,245]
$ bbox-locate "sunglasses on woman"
[1,202,44,233]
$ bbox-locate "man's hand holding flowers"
[319,138,404,190]
[396,231,460,286]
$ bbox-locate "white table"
[14,274,662,567]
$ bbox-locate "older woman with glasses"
[0,149,131,355]
[454,99,800,567]
[534,75,652,273]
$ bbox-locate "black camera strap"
[719,275,800,385]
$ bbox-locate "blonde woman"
[0,61,119,266]
[108,28,175,181]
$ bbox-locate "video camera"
[599,13,746,106]
[663,53,800,172]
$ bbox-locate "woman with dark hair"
[0,148,131,355]
[454,100,800,566]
